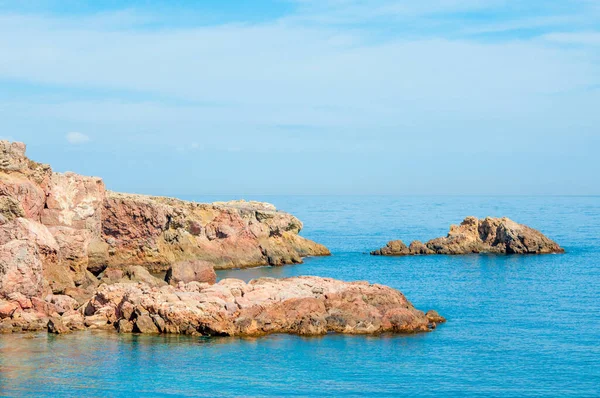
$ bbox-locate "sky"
[0,0,598,196]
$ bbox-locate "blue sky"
[0,0,598,196]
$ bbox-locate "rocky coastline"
[371,216,564,256]
[0,140,444,336]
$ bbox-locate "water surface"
[1,196,599,397]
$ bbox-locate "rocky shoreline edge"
[1,140,445,336]
[44,276,445,336]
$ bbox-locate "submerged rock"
[371,216,564,256]
[84,276,443,337]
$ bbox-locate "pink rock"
[47,294,79,314]
[165,260,216,285]
[0,240,45,298]
[101,192,329,271]
[85,276,442,336]
[0,141,52,220]
[42,172,105,233]
[0,177,46,220]
[0,300,19,318]
[7,292,32,309]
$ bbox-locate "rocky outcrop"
[4,276,446,336]
[102,192,329,271]
[0,140,330,333]
[0,141,52,222]
[371,216,564,256]
[83,276,444,336]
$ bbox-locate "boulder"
[46,294,79,314]
[133,314,160,334]
[165,260,217,285]
[0,299,19,318]
[48,317,71,334]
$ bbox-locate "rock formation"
[82,276,443,336]
[0,140,334,334]
[371,216,564,256]
[102,192,329,271]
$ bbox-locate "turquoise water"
[1,196,599,397]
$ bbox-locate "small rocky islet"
[0,140,443,336]
[371,216,564,256]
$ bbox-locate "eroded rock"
[84,276,443,336]
[371,217,564,256]
[0,139,331,333]
[165,260,217,285]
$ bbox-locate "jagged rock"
[48,317,71,334]
[370,240,410,256]
[61,310,85,331]
[165,260,217,285]
[117,319,134,333]
[0,299,19,318]
[0,196,25,221]
[41,172,105,233]
[0,240,46,298]
[83,314,111,330]
[408,240,435,255]
[46,295,79,314]
[371,217,564,256]
[103,192,330,271]
[134,314,160,334]
[10,311,48,332]
[0,141,52,221]
[426,310,446,324]
[85,276,443,337]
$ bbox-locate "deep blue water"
[1,196,599,397]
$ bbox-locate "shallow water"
[1,196,599,397]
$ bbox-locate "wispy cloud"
[0,1,598,194]
[542,32,600,45]
[66,132,90,144]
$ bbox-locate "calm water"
[1,196,599,397]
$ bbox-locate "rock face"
[0,140,330,333]
[371,216,564,256]
[102,192,329,271]
[84,276,444,336]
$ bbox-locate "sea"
[1,195,599,397]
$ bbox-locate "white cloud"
[541,32,600,45]
[66,132,90,144]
